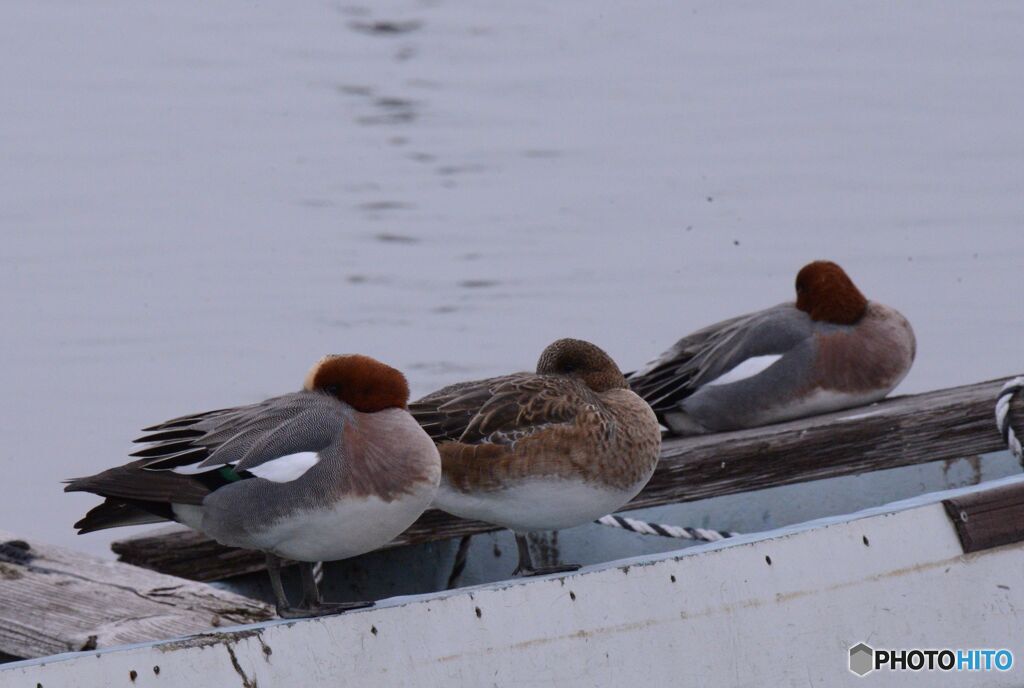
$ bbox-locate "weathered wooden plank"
[112,376,1024,582]
[943,481,1024,553]
[113,528,282,582]
[0,530,272,661]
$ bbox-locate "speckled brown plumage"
[410,338,662,494]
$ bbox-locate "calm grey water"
[1,0,1023,555]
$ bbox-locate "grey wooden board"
[0,529,272,661]
[109,376,1024,582]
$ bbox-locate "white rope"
[996,376,1024,466]
[596,514,737,542]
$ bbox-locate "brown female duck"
[411,338,662,576]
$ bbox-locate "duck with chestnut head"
[65,354,441,618]
[411,338,662,576]
[629,260,916,435]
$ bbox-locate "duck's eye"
[323,384,340,394]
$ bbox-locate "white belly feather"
[173,481,437,562]
[434,478,642,533]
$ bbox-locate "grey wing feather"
[232,404,343,472]
[66,392,347,533]
[629,303,812,414]
[138,392,346,472]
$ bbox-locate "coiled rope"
[996,376,1024,466]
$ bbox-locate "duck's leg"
[296,561,374,617]
[265,553,301,618]
[512,532,580,577]
[265,555,371,618]
[446,534,473,589]
[512,532,534,575]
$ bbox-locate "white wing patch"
[170,451,320,482]
[245,451,320,482]
[704,354,783,387]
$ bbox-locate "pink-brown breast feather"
[809,302,916,393]
[338,410,439,501]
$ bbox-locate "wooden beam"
[0,530,272,661]
[943,481,1024,553]
[111,376,1024,582]
[632,376,1024,509]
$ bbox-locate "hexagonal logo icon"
[849,643,875,676]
